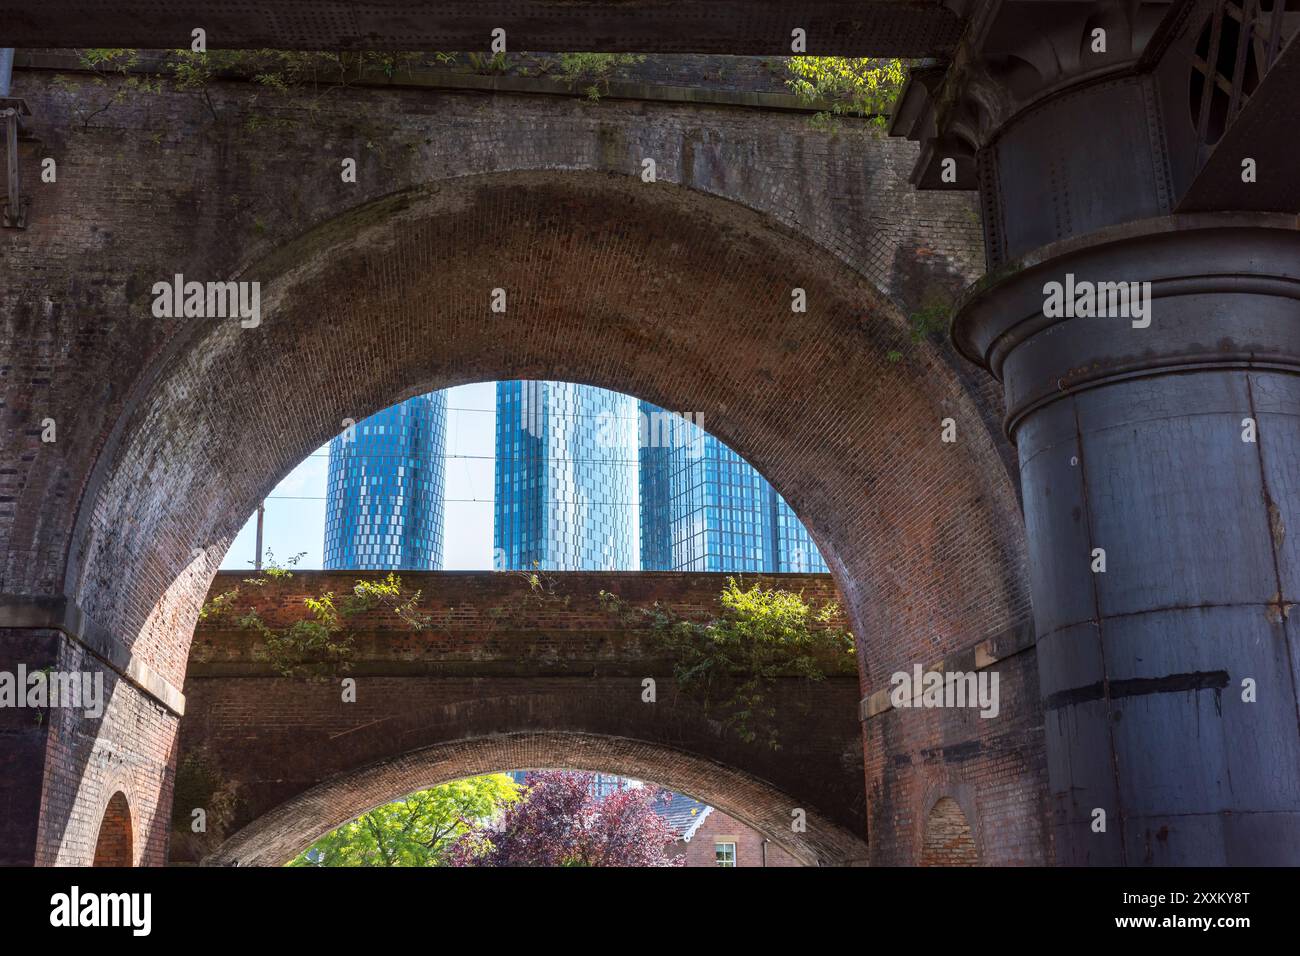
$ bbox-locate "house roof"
[653,793,714,842]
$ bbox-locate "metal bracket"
[1,95,30,229]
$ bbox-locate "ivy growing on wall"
[199,553,436,681]
[600,578,855,750]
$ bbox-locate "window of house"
[715,842,737,867]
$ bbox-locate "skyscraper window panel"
[324,392,448,571]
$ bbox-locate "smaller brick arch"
[92,792,134,867]
[919,797,978,867]
[205,732,869,868]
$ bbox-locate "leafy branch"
[784,56,908,131]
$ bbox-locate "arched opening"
[205,732,868,867]
[68,169,1028,698]
[288,769,806,868]
[63,170,1029,869]
[218,377,831,575]
[92,791,134,867]
[919,796,977,867]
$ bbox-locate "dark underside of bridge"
[2,1,967,55]
[1,0,1299,868]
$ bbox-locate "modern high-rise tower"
[494,380,639,571]
[637,400,828,573]
[323,393,448,570]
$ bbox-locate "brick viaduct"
[178,571,867,867]
[2,0,1298,867]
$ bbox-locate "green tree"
[290,774,521,867]
[784,56,908,129]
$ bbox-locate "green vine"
[552,53,647,101]
[486,563,573,626]
[600,578,854,750]
[887,303,952,364]
[51,50,162,129]
[199,552,436,681]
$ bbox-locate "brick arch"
[919,796,979,867]
[67,169,1029,700]
[205,732,867,868]
[92,791,134,867]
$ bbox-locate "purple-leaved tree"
[448,770,683,867]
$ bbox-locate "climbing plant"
[199,553,437,681]
[51,49,162,128]
[485,562,573,627]
[552,53,647,101]
[600,578,854,750]
[886,302,954,363]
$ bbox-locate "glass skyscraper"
[323,393,448,570]
[494,381,638,571]
[637,400,828,573]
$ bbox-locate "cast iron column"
[954,214,1300,864]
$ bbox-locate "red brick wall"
[35,636,177,867]
[0,629,177,866]
[918,797,977,867]
[669,808,804,867]
[862,625,1050,866]
[92,791,135,867]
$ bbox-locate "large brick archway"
[5,66,1035,865]
[3,0,1298,872]
[207,732,867,867]
[71,168,1028,699]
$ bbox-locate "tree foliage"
[448,771,681,867]
[290,774,521,867]
[784,56,909,129]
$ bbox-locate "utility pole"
[254,502,265,570]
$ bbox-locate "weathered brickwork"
[862,635,1050,866]
[36,637,176,867]
[180,571,866,867]
[918,797,978,867]
[1,64,1038,865]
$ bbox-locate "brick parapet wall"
[193,569,848,675]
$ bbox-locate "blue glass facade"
[637,400,828,573]
[494,381,638,571]
[324,393,448,570]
